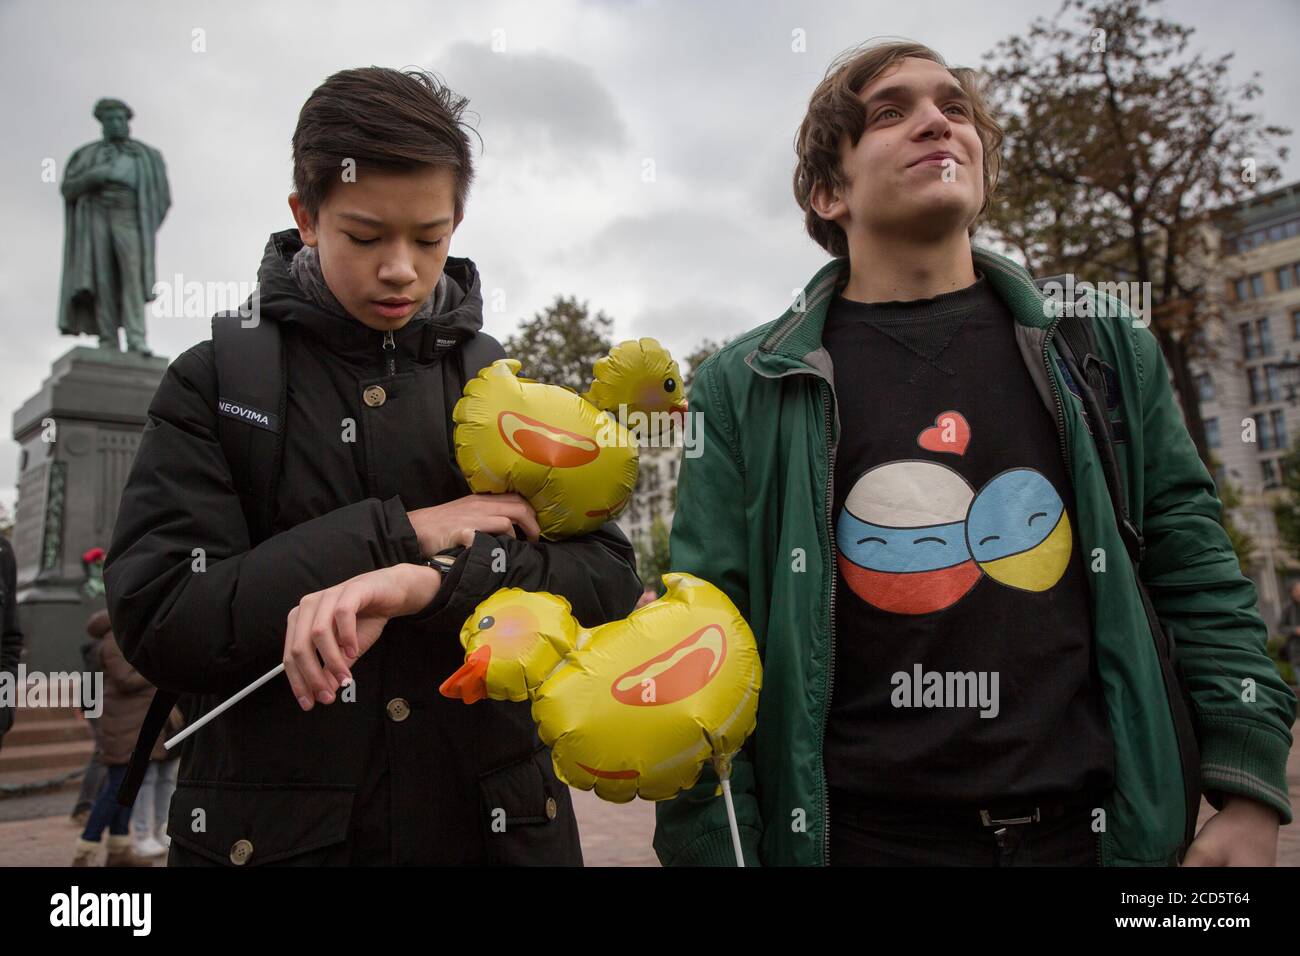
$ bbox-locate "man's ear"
[452,208,464,232]
[809,180,847,226]
[288,193,318,247]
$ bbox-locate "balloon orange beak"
[440,645,491,704]
[669,399,689,427]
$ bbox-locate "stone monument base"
[10,345,169,673]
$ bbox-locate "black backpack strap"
[117,689,180,806]
[211,313,286,544]
[117,313,286,808]
[1044,285,1202,858]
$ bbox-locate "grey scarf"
[289,243,448,322]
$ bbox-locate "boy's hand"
[1182,796,1280,866]
[406,492,541,555]
[284,563,441,711]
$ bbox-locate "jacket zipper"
[819,381,837,866]
[1042,309,1109,866]
[1042,303,1113,867]
[1041,315,1069,471]
[382,329,396,376]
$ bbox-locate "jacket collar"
[252,228,486,364]
[749,245,1054,375]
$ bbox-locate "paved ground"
[0,776,660,867]
[2,740,1298,866]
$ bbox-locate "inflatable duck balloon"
[440,572,762,803]
[453,338,686,540]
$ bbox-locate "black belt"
[830,788,1100,830]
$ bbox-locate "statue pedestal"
[10,345,169,672]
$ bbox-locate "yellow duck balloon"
[439,572,762,803]
[453,338,687,540]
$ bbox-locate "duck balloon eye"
[477,616,494,630]
[663,378,676,393]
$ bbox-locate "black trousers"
[829,788,1102,866]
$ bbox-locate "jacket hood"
[249,228,485,362]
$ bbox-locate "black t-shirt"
[822,273,1114,806]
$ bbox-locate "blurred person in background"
[72,610,178,866]
[0,537,22,752]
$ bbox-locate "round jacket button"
[363,385,387,407]
[386,698,410,722]
[545,796,558,820]
[230,839,253,865]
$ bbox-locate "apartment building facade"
[1194,181,1300,622]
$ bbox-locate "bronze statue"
[58,98,170,355]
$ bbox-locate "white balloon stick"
[164,663,286,750]
[720,777,744,867]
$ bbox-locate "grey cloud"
[434,42,628,160]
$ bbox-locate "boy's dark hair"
[292,66,476,221]
[792,40,1003,257]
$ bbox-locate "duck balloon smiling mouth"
[452,338,687,540]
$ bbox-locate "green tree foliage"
[634,516,672,596]
[983,0,1290,467]
[503,295,615,393]
[1272,440,1300,564]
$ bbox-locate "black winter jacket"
[104,229,643,865]
[0,537,21,742]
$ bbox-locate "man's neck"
[839,229,977,304]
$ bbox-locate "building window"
[1236,277,1250,302]
[1281,266,1297,292]
[1292,310,1300,340]
[1241,317,1273,358]
[1259,410,1288,451]
[1195,372,1215,402]
[1251,274,1266,299]
[1266,364,1284,402]
[1262,458,1280,489]
[1213,462,1227,487]
[1248,367,1263,404]
[1205,417,1220,449]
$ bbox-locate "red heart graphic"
[917,410,970,455]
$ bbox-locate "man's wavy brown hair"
[793,41,1004,257]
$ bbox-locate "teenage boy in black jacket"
[104,67,642,866]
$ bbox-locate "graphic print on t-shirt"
[835,409,1073,615]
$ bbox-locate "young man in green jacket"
[653,41,1296,867]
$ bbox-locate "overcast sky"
[2,0,1298,515]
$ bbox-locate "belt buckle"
[979,807,1040,827]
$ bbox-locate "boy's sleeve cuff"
[1198,717,1294,824]
[407,532,499,630]
[383,496,424,565]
